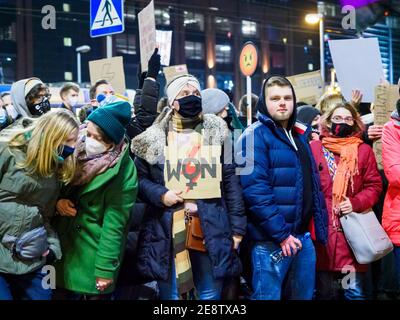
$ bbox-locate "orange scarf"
[321,136,363,214]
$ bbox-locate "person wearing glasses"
[0,78,51,137]
[310,102,382,300]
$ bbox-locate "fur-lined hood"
[131,108,229,164]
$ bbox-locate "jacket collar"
[131,113,229,165]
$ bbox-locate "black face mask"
[176,95,202,118]
[28,97,51,116]
[330,123,354,138]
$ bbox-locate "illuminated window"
[64,72,73,81]
[155,8,170,26]
[242,20,258,37]
[184,11,204,31]
[64,37,72,47]
[185,41,204,60]
[63,3,70,12]
[216,44,232,64]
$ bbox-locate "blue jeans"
[0,268,52,300]
[316,271,369,300]
[158,250,224,300]
[251,233,316,300]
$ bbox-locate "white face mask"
[85,136,107,157]
[67,96,79,108]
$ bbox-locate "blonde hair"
[316,92,345,115]
[8,109,79,183]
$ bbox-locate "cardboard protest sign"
[138,0,156,72]
[328,38,384,103]
[164,132,222,199]
[373,84,400,169]
[287,71,324,105]
[163,64,188,84]
[156,30,172,66]
[89,56,126,95]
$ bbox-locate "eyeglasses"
[36,93,52,103]
[331,115,354,124]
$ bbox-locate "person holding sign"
[238,76,328,300]
[310,102,382,300]
[131,74,246,300]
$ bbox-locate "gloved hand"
[137,63,147,90]
[147,48,161,79]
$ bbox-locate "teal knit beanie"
[87,100,131,144]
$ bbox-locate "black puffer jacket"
[126,78,160,139]
[118,78,159,286]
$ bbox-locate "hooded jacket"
[238,76,328,245]
[11,78,43,118]
[382,109,400,246]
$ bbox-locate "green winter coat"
[53,142,138,295]
[0,142,62,275]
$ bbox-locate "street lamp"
[76,45,91,84]
[305,2,325,85]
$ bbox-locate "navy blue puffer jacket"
[237,77,328,245]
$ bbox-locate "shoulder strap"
[322,146,337,179]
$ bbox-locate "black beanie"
[297,105,321,125]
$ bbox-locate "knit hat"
[166,74,201,106]
[87,100,131,144]
[201,88,229,115]
[297,105,321,125]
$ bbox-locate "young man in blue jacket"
[237,76,328,300]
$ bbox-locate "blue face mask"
[58,145,75,162]
[0,109,8,129]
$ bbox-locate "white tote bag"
[340,211,393,264]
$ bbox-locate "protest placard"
[89,56,126,95]
[287,71,324,105]
[329,38,384,103]
[163,64,188,84]
[156,30,172,66]
[138,0,156,72]
[373,84,400,169]
[164,132,222,199]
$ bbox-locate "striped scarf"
[171,113,202,133]
[172,207,194,297]
[322,136,363,229]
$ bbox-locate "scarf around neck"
[71,136,126,186]
[321,136,363,214]
[171,113,202,133]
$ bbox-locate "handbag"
[185,213,207,252]
[340,211,393,264]
[2,226,48,260]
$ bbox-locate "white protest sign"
[138,0,156,72]
[156,30,172,66]
[328,38,384,103]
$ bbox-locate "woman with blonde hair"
[310,102,382,300]
[316,92,345,115]
[0,109,79,300]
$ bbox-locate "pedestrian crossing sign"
[90,0,124,38]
